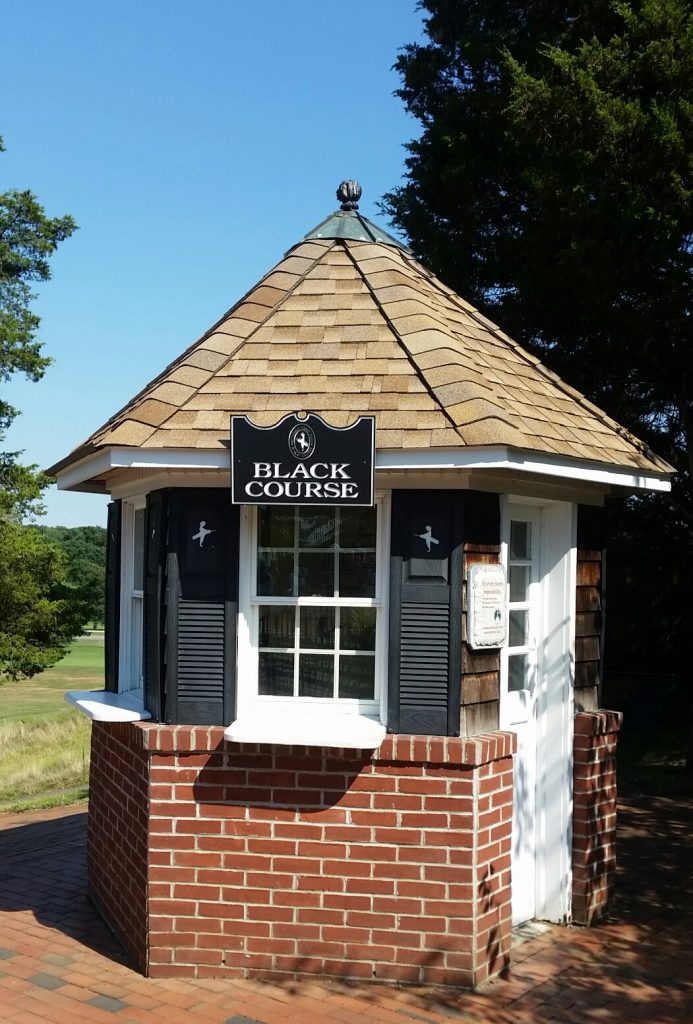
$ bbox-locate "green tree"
[0,521,87,679]
[384,0,692,491]
[384,1,693,762]
[0,135,79,679]
[38,525,107,626]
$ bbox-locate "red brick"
[345,941,396,963]
[198,901,246,918]
[350,810,397,826]
[323,892,371,912]
[272,890,321,908]
[89,722,519,986]
[273,822,324,840]
[374,827,422,845]
[274,922,321,940]
[321,858,369,879]
[271,856,320,876]
[297,874,345,892]
[196,868,244,885]
[397,845,448,865]
[345,910,396,929]
[398,777,448,795]
[319,823,372,839]
[346,877,394,896]
[372,793,423,810]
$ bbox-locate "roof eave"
[51,443,673,496]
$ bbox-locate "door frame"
[500,496,577,923]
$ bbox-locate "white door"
[500,500,575,927]
[501,505,542,925]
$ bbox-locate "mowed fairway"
[0,633,103,811]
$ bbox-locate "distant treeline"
[38,525,106,627]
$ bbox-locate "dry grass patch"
[0,634,102,811]
[0,715,92,808]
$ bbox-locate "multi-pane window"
[254,505,378,703]
[506,518,537,692]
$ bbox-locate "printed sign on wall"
[467,562,507,649]
[231,413,375,506]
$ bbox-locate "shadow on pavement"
[0,797,692,1023]
[0,807,128,963]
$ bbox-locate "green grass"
[0,631,103,723]
[0,634,103,812]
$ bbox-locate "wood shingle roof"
[51,225,671,479]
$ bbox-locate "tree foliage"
[0,521,87,679]
[0,136,79,679]
[385,2,693,757]
[384,0,693,493]
[1,136,76,437]
[38,526,107,627]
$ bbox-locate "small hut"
[50,181,672,988]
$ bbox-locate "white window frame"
[236,492,390,727]
[119,495,147,696]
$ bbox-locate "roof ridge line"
[399,250,667,468]
[342,241,469,446]
[87,240,338,446]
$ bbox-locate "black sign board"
[231,413,375,506]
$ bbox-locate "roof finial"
[337,180,362,211]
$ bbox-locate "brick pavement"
[0,796,691,1023]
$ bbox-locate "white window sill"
[224,712,386,749]
[64,690,152,722]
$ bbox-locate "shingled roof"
[50,184,672,483]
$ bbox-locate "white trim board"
[55,443,671,494]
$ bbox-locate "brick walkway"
[0,796,691,1023]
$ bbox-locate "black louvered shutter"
[388,491,463,736]
[164,489,238,725]
[104,500,122,693]
[144,489,168,720]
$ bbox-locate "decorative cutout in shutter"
[104,500,121,693]
[388,491,463,736]
[165,489,238,725]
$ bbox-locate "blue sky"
[2,1,425,526]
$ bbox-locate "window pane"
[257,551,294,596]
[300,607,335,650]
[133,508,145,590]
[341,608,376,651]
[298,654,334,697]
[339,552,375,597]
[339,656,375,699]
[339,507,376,548]
[259,606,295,649]
[259,652,294,695]
[510,521,530,560]
[259,506,294,548]
[509,609,527,647]
[299,508,335,548]
[298,552,334,596]
[509,564,530,602]
[508,654,527,692]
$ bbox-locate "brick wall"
[87,724,516,988]
[572,710,622,924]
[88,722,150,972]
